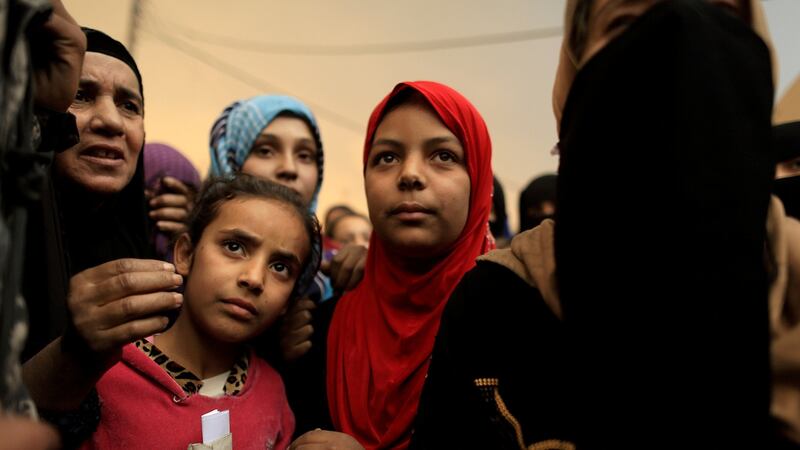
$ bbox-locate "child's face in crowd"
[365,102,471,260]
[174,197,310,343]
[56,52,144,195]
[332,215,372,248]
[242,117,319,207]
[580,0,749,66]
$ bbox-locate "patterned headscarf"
[208,95,324,212]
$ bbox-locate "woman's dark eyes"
[224,241,244,253]
[122,101,141,114]
[270,261,296,279]
[434,151,457,162]
[74,90,89,103]
[297,150,316,161]
[374,153,397,165]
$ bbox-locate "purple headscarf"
[144,142,202,260]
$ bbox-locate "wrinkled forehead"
[81,52,142,100]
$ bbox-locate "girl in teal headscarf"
[210,95,325,213]
[210,95,331,301]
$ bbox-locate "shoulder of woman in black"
[411,260,573,450]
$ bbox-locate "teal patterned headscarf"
[209,95,324,212]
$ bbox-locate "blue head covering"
[209,95,324,212]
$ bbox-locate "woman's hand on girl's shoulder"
[288,429,364,450]
[66,258,183,365]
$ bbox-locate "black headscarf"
[23,28,151,358]
[82,28,143,105]
[518,173,557,233]
[555,1,773,447]
[489,175,509,239]
[773,121,800,219]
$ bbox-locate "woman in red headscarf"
[285,81,494,450]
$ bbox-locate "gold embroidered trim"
[474,377,526,450]
[473,377,576,450]
[528,439,576,450]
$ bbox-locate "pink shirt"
[82,343,294,450]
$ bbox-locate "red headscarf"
[326,81,494,449]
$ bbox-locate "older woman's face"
[56,52,144,195]
[581,0,750,66]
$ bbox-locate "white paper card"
[201,409,230,444]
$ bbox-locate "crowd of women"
[7,0,800,449]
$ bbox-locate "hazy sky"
[64,0,800,230]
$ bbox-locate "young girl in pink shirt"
[84,174,320,450]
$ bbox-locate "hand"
[0,416,59,450]
[66,258,183,367]
[322,244,366,292]
[32,0,87,112]
[289,430,364,450]
[148,177,195,236]
[279,298,315,362]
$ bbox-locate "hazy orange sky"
[65,0,800,230]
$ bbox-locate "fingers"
[149,206,188,222]
[280,299,315,361]
[67,259,182,356]
[289,430,364,450]
[282,338,312,362]
[161,177,194,196]
[155,221,188,235]
[73,259,181,305]
[148,188,192,235]
[329,245,367,291]
[91,270,182,304]
[284,299,315,329]
[149,193,190,209]
[319,259,331,276]
[289,429,328,449]
[283,324,313,347]
[93,315,172,352]
[89,259,175,279]
[343,253,366,291]
[95,292,182,331]
[33,0,86,111]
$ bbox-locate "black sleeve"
[38,389,101,450]
[411,261,571,450]
[282,296,338,437]
[411,262,521,450]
